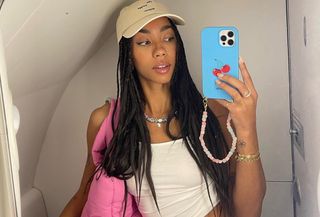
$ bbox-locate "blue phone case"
[201,26,239,101]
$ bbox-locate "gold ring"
[243,90,252,98]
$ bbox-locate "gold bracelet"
[235,152,260,162]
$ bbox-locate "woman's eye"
[137,40,151,46]
[164,36,175,42]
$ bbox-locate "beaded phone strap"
[199,97,237,164]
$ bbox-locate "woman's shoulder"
[88,100,111,130]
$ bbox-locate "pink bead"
[200,107,236,164]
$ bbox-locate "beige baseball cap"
[116,0,185,43]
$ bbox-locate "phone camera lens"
[227,31,234,37]
[220,35,227,41]
[227,39,234,45]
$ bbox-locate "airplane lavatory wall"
[1,0,320,217]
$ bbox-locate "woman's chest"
[127,139,205,195]
[151,140,203,188]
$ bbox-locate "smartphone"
[201,26,239,101]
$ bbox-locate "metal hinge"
[290,111,305,160]
[292,177,301,205]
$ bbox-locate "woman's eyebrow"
[138,24,172,34]
[160,24,172,32]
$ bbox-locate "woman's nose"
[153,44,166,58]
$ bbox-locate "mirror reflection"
[0,0,319,217]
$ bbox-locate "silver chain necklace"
[144,113,168,127]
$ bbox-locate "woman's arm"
[205,202,228,217]
[208,58,266,217]
[59,102,110,217]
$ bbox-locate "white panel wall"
[14,82,67,196]
[0,32,21,217]
[34,34,118,217]
[288,0,320,216]
[262,182,294,217]
[21,188,47,217]
[0,0,43,45]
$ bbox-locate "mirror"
[0,0,319,216]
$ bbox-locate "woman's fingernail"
[216,79,222,84]
[217,73,224,78]
[239,56,244,63]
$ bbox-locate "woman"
[60,0,266,216]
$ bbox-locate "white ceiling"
[0,0,130,98]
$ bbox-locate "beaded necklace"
[199,97,237,164]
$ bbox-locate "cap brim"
[121,13,185,42]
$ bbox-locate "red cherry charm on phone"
[221,64,230,73]
[213,68,222,76]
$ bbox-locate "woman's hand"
[214,57,258,135]
[214,58,266,217]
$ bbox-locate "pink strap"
[92,98,120,166]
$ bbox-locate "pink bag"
[81,99,141,217]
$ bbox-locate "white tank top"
[127,138,220,217]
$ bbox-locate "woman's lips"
[153,64,171,74]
